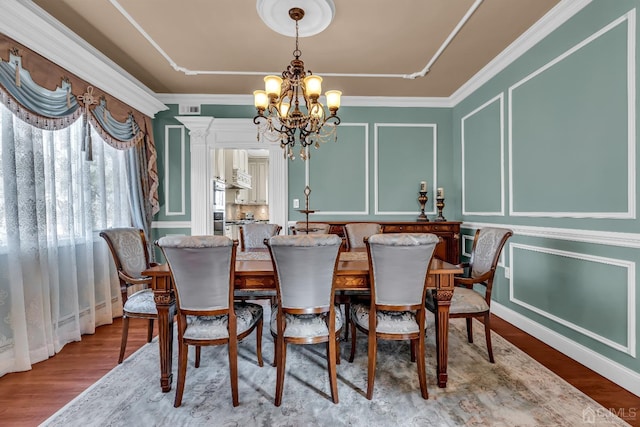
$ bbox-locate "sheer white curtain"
[0,102,130,376]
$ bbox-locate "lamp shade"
[279,102,290,118]
[325,90,342,110]
[264,75,283,97]
[304,75,322,98]
[253,90,268,109]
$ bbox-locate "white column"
[175,116,214,236]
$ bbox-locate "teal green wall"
[288,107,455,221]
[454,0,639,373]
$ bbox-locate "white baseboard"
[492,302,640,397]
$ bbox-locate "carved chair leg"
[256,317,264,367]
[466,318,473,343]
[484,313,494,363]
[366,330,377,400]
[229,336,239,407]
[416,330,428,399]
[195,346,201,368]
[147,319,154,342]
[118,316,129,364]
[343,301,350,341]
[173,342,188,407]
[410,339,417,363]
[348,318,357,363]
[327,332,339,404]
[274,337,286,407]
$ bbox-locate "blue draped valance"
[0,42,159,216]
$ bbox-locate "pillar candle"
[437,187,444,198]
[420,181,427,192]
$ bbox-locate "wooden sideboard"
[296,221,461,264]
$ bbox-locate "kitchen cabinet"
[213,148,225,182]
[225,149,248,175]
[247,157,268,204]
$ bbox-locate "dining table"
[143,248,463,393]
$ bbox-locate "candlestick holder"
[435,196,446,222]
[417,191,429,222]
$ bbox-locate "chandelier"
[253,7,342,161]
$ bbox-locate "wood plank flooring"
[0,315,638,426]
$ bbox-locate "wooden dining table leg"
[151,274,175,392]
[434,275,454,388]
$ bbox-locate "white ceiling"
[29,0,562,99]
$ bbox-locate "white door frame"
[175,116,288,235]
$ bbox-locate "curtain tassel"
[14,65,20,87]
[86,133,93,161]
[66,87,71,109]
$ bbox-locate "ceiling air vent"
[179,104,201,115]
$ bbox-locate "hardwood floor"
[0,314,638,426]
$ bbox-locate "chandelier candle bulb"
[420,181,427,192]
[304,75,322,98]
[253,90,268,109]
[325,90,342,111]
[264,75,283,98]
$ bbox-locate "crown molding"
[156,93,454,108]
[449,0,592,106]
[3,0,590,113]
[0,0,167,117]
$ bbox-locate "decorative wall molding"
[374,123,438,215]
[461,93,505,216]
[508,10,636,219]
[151,221,191,229]
[163,125,186,216]
[449,0,593,105]
[462,221,640,249]
[492,301,640,397]
[462,234,473,258]
[509,243,636,356]
[306,123,369,215]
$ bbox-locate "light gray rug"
[42,306,628,426]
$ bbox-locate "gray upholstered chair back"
[345,223,381,248]
[367,233,439,306]
[293,222,331,234]
[267,234,342,309]
[240,223,281,250]
[157,235,235,311]
[100,227,148,279]
[469,228,513,279]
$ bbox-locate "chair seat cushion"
[351,303,424,334]
[184,303,263,341]
[425,287,489,314]
[270,305,343,338]
[123,288,157,316]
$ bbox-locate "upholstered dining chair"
[239,223,282,251]
[290,222,331,235]
[349,233,440,400]
[265,234,343,406]
[156,235,264,407]
[344,223,381,249]
[426,227,512,363]
[100,227,160,364]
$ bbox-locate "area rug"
[41,306,628,426]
